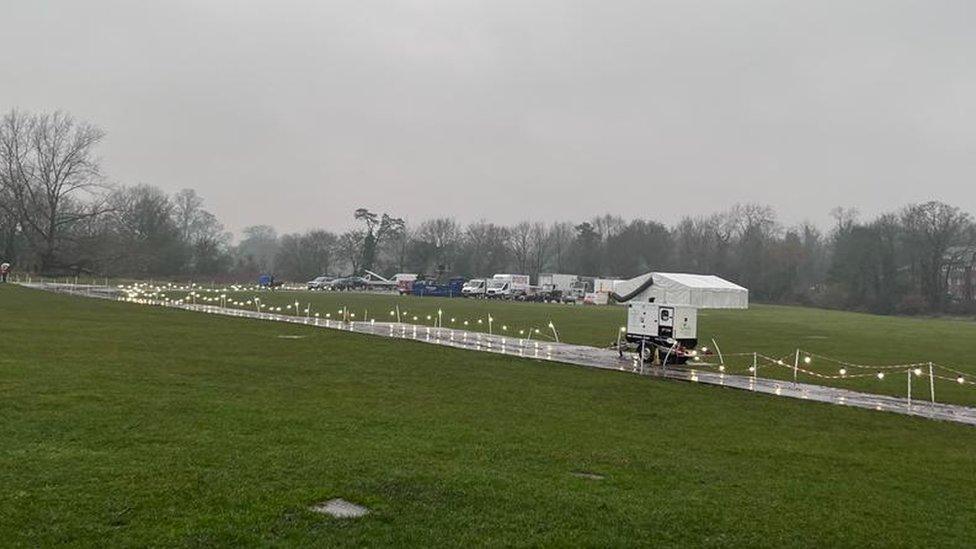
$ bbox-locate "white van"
[485,274,530,299]
[461,278,487,297]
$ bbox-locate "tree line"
[2,109,974,314]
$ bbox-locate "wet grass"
[161,287,976,405]
[2,284,976,546]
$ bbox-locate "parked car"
[328,276,369,291]
[306,276,333,290]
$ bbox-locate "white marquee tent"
[610,272,748,309]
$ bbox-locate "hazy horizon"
[3,1,973,236]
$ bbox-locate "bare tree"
[509,221,532,274]
[901,201,972,308]
[382,226,413,274]
[591,213,626,242]
[103,185,182,276]
[528,222,550,275]
[275,229,338,280]
[547,221,575,272]
[237,225,278,273]
[461,221,510,276]
[0,110,107,272]
[830,206,860,236]
[673,216,715,273]
[415,218,461,273]
[0,191,20,261]
[336,230,365,275]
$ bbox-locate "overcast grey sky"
[2,1,973,236]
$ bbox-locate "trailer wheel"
[640,345,654,363]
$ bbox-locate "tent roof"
[613,272,748,309]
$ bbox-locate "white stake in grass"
[793,349,800,388]
[907,369,912,409]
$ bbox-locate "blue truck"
[257,274,283,289]
[411,277,466,297]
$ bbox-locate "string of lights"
[104,282,976,394]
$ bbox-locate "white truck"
[538,273,576,293]
[538,273,586,302]
[485,274,530,299]
[393,273,418,294]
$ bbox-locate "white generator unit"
[613,272,748,364]
[627,303,698,342]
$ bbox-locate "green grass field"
[158,287,976,406]
[2,284,976,546]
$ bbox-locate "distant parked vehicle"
[461,278,487,297]
[394,273,419,295]
[306,276,333,290]
[412,277,466,297]
[328,276,369,291]
[485,274,530,299]
[258,274,283,290]
[538,273,587,302]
